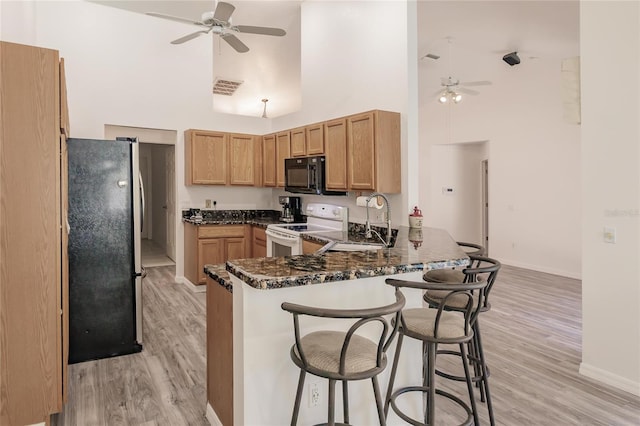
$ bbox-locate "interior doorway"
[139,143,175,267]
[104,125,177,268]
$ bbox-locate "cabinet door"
[253,226,267,258]
[347,112,376,190]
[186,130,227,185]
[276,132,291,187]
[306,123,324,155]
[225,237,246,261]
[324,119,348,191]
[229,133,255,186]
[198,239,224,284]
[290,127,306,157]
[262,134,276,187]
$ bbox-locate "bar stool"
[384,277,488,426]
[423,255,501,426]
[281,289,405,426]
[422,242,485,284]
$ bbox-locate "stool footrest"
[435,349,490,383]
[388,386,473,426]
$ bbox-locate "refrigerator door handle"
[139,173,145,233]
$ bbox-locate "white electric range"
[266,203,348,257]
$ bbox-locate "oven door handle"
[266,228,300,241]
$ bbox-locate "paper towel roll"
[356,196,384,209]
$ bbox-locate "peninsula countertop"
[215,226,468,290]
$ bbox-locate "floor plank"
[53,264,640,425]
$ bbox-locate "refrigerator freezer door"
[67,138,142,363]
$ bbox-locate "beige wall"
[580,0,640,396]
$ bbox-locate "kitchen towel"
[356,196,384,209]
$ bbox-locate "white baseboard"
[579,362,640,397]
[175,275,207,293]
[498,257,581,280]
[206,402,223,426]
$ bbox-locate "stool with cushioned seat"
[423,255,501,426]
[281,289,405,426]
[384,277,488,426]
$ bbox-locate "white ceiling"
[88,1,579,117]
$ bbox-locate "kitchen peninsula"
[205,226,469,426]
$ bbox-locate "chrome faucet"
[365,192,392,246]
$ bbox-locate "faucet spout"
[364,192,392,246]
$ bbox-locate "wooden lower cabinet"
[302,239,326,254]
[207,276,234,426]
[184,224,250,285]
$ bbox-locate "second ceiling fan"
[146,1,286,53]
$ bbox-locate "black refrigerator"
[67,137,144,363]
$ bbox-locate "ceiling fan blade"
[460,80,492,87]
[146,12,203,26]
[457,87,480,96]
[235,25,286,37]
[220,33,249,53]
[214,1,236,23]
[171,31,208,45]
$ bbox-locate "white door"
[165,147,176,261]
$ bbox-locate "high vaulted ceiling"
[87,1,579,117]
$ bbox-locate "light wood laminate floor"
[53,265,640,425]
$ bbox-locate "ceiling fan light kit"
[146,1,286,53]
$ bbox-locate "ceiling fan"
[434,77,492,103]
[146,1,286,53]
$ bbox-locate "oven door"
[266,228,302,257]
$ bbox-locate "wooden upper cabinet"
[229,133,256,186]
[290,127,306,157]
[262,134,276,187]
[276,131,291,187]
[185,130,227,185]
[306,123,324,155]
[324,118,348,191]
[347,112,376,190]
[59,58,70,137]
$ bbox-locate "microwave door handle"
[309,165,316,190]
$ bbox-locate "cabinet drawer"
[198,225,246,239]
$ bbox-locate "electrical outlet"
[309,382,320,407]
[205,199,212,209]
[213,200,217,210]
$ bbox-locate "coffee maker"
[279,196,302,223]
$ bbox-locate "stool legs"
[372,376,386,425]
[291,370,306,426]
[459,342,480,426]
[475,321,495,426]
[328,379,336,425]
[384,333,404,416]
[343,380,350,424]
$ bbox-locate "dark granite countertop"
[224,226,468,290]
[204,264,233,293]
[182,209,282,226]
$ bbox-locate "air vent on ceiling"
[212,78,243,96]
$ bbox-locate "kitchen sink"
[317,240,387,253]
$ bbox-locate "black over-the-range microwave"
[284,155,347,196]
